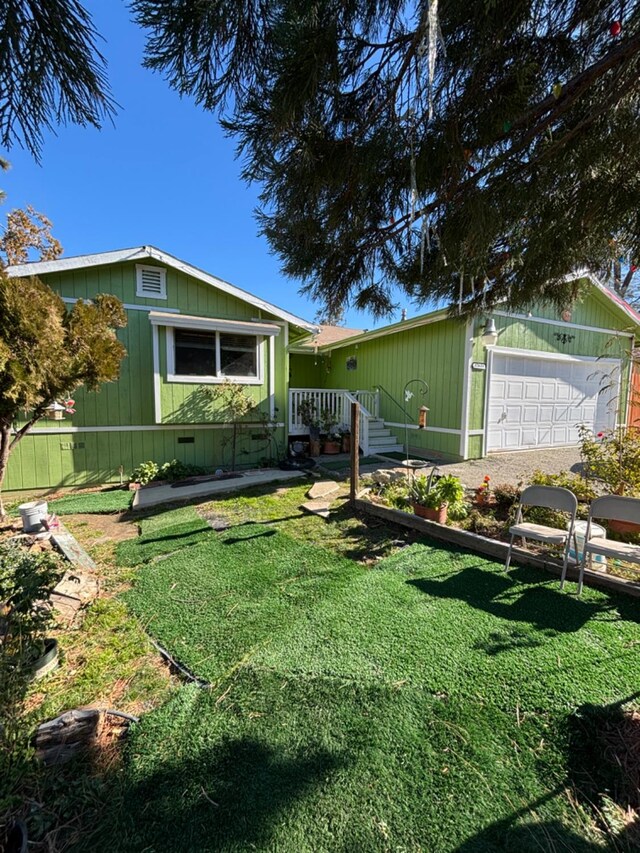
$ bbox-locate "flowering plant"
[579,425,640,496]
[476,475,491,503]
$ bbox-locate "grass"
[10,484,640,850]
[115,506,217,567]
[46,488,133,515]
[30,599,173,721]
[82,485,640,850]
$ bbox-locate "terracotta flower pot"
[341,435,351,453]
[322,441,341,455]
[608,518,640,535]
[412,503,448,524]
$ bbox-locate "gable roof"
[293,324,363,350]
[581,270,640,326]
[307,272,640,354]
[5,245,317,333]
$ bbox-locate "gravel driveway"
[361,446,584,489]
[432,446,583,488]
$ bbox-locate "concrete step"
[369,438,404,453]
[368,419,385,429]
[368,429,393,439]
[368,434,400,446]
[369,444,404,455]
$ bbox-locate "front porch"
[288,388,404,456]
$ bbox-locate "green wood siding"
[322,318,467,458]
[289,353,325,388]
[3,427,284,491]
[8,261,291,490]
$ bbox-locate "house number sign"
[553,332,575,345]
[471,362,486,371]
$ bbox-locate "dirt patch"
[64,512,139,546]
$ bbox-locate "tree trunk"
[0,413,43,518]
[0,424,12,519]
[231,423,237,472]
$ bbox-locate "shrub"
[377,479,412,511]
[158,459,206,482]
[493,483,520,512]
[0,543,62,756]
[462,510,506,538]
[529,469,597,503]
[131,459,206,485]
[579,426,640,496]
[131,460,159,485]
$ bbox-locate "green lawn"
[82,492,640,851]
[48,488,133,515]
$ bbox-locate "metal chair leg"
[578,549,587,596]
[505,534,515,573]
[560,538,571,589]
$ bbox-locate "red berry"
[610,20,622,37]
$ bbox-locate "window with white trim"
[136,265,167,299]
[169,328,262,383]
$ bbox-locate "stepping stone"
[301,500,332,518]
[307,480,340,500]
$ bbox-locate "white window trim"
[166,326,264,385]
[136,264,167,299]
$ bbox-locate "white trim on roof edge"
[315,270,640,354]
[5,245,317,333]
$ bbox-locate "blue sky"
[1,0,414,331]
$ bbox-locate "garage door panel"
[538,405,554,422]
[541,383,556,400]
[487,353,619,452]
[506,382,525,400]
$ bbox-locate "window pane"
[220,334,257,377]
[174,329,216,376]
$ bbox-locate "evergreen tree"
[0,0,115,159]
[133,0,640,317]
[0,210,127,515]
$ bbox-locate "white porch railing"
[289,388,377,454]
[352,390,380,418]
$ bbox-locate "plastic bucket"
[18,500,49,533]
[568,520,606,566]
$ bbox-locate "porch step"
[368,433,401,446]
[369,436,404,453]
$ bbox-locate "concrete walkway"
[132,468,304,510]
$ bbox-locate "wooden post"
[350,401,360,503]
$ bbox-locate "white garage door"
[486,351,620,452]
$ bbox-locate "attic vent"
[136,264,167,299]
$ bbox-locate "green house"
[5,250,640,491]
[4,247,315,491]
[288,273,640,462]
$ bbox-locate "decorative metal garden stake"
[403,379,430,470]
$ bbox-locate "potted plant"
[340,426,351,454]
[297,398,321,456]
[323,430,342,455]
[475,475,492,506]
[319,408,340,454]
[410,474,465,524]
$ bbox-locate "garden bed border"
[354,498,640,598]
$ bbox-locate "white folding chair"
[505,485,578,586]
[579,495,640,595]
